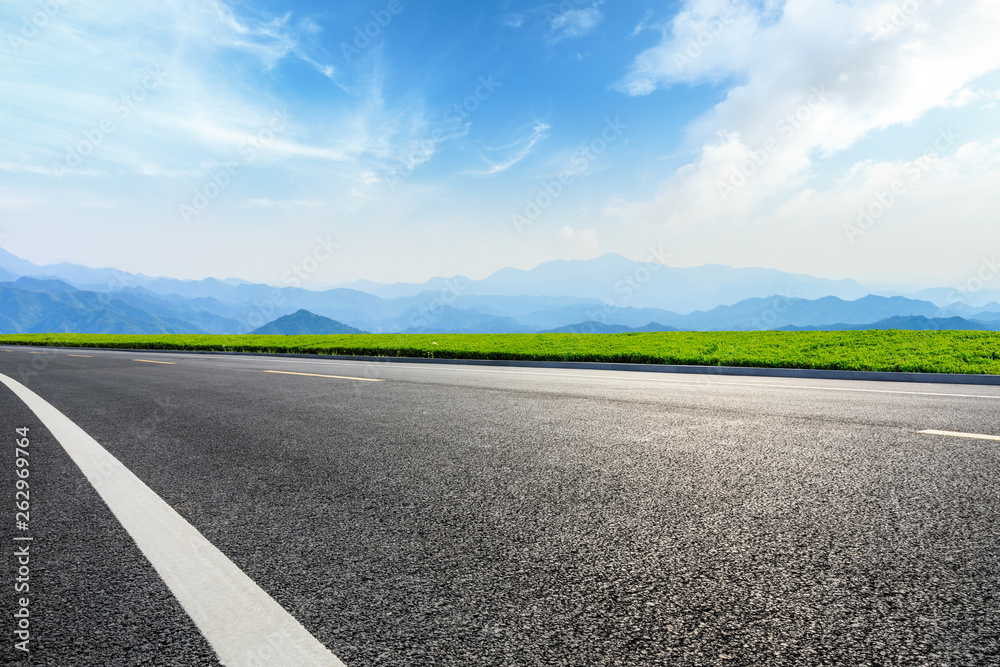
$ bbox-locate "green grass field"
[1,331,999,375]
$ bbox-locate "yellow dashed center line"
[69,354,93,358]
[263,370,383,382]
[918,429,1000,442]
[133,359,176,365]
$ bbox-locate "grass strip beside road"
[0,331,999,375]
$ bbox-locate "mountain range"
[1,248,998,335]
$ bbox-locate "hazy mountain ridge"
[0,282,215,334]
[2,249,1000,335]
[779,316,994,332]
[541,322,679,334]
[341,254,877,313]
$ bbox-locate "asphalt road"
[1,346,999,666]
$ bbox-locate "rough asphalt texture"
[1,346,999,666]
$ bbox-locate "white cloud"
[620,1,1000,145]
[630,9,657,38]
[476,122,551,175]
[945,85,1000,108]
[501,2,603,44]
[758,137,1000,285]
[0,0,428,181]
[500,13,526,29]
[615,0,761,95]
[609,0,1000,268]
[548,6,604,43]
[609,135,1000,287]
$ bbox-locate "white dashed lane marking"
[263,370,384,382]
[918,429,1000,442]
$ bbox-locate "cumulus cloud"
[604,134,1000,287]
[616,0,760,95]
[610,0,1000,243]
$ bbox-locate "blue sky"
[1,0,999,290]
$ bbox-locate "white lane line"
[262,370,383,382]
[0,373,345,667]
[918,429,1000,442]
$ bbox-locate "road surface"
[2,346,998,665]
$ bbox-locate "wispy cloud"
[0,0,426,181]
[0,162,58,176]
[476,122,551,175]
[500,13,526,29]
[630,9,657,38]
[547,4,604,43]
[499,2,603,43]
